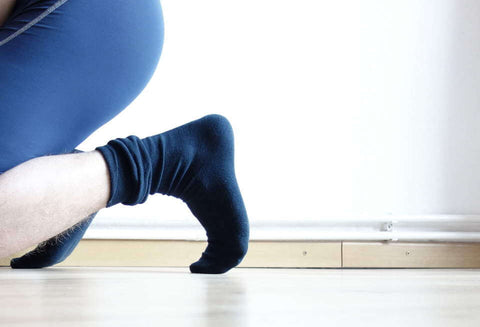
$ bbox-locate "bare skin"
[0,0,16,27]
[0,150,110,258]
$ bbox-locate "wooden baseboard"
[0,240,341,268]
[343,242,480,268]
[1,240,480,268]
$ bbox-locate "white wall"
[78,0,480,229]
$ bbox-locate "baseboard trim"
[2,240,480,268]
[343,242,480,268]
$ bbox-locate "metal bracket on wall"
[381,221,398,241]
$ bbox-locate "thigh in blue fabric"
[0,0,164,173]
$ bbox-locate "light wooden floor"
[1,267,480,326]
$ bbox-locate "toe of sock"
[189,250,247,274]
[10,256,46,269]
[9,258,24,269]
[10,246,67,269]
[189,259,233,274]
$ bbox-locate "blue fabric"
[0,0,164,173]
[96,114,250,274]
[2,0,164,268]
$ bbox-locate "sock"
[95,114,249,274]
[11,149,98,269]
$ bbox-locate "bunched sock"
[95,114,249,274]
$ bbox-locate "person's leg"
[0,114,249,274]
[10,149,99,269]
[1,0,164,267]
[1,0,248,273]
[0,150,110,257]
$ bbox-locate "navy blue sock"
[95,114,249,274]
[10,149,98,269]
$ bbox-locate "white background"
[78,0,480,229]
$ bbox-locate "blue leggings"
[0,0,164,173]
